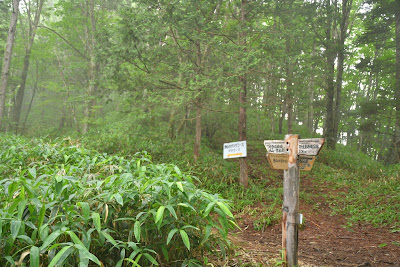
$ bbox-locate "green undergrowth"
[311,146,400,229]
[83,130,400,230]
[0,134,237,266]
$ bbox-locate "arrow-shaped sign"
[264,138,324,156]
[264,140,286,154]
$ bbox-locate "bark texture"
[0,0,20,129]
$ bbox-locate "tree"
[0,0,20,129]
[12,0,45,133]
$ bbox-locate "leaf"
[161,245,169,261]
[178,202,196,212]
[92,212,101,233]
[201,225,212,245]
[78,202,90,221]
[40,230,61,251]
[75,244,101,266]
[17,235,34,245]
[11,220,22,240]
[30,246,40,267]
[166,205,177,219]
[155,206,165,225]
[134,221,141,242]
[101,230,117,246]
[174,165,182,176]
[28,167,37,179]
[17,199,28,220]
[143,253,159,265]
[48,245,73,267]
[378,243,387,248]
[124,258,141,267]
[204,202,215,217]
[216,201,234,218]
[167,228,179,245]
[180,229,190,251]
[176,182,184,192]
[113,193,124,206]
[38,204,46,228]
[66,231,84,246]
[4,256,14,265]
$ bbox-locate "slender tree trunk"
[193,43,202,162]
[238,0,248,188]
[193,101,202,161]
[285,36,294,134]
[334,0,352,145]
[307,43,316,134]
[82,0,97,134]
[21,61,39,132]
[0,0,20,129]
[325,0,336,149]
[13,0,45,133]
[395,1,400,163]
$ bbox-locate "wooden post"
[282,134,299,266]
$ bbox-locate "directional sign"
[298,155,316,171]
[267,154,316,171]
[264,138,324,156]
[264,140,286,154]
[267,153,288,170]
[298,138,324,156]
[223,141,247,159]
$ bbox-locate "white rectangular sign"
[298,138,324,156]
[223,141,247,159]
[264,140,286,154]
[264,138,324,156]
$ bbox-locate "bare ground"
[222,151,400,267]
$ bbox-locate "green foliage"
[0,134,236,266]
[311,145,400,228]
[317,145,395,180]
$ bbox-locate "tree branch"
[38,25,89,60]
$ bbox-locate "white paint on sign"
[223,141,247,159]
[298,138,324,156]
[264,140,286,154]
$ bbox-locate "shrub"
[0,134,236,266]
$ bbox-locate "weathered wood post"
[264,135,324,267]
[282,134,299,266]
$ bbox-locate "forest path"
[225,148,400,267]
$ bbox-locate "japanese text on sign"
[223,141,247,159]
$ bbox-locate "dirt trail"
[227,149,400,267]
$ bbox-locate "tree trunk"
[307,43,316,134]
[285,37,294,134]
[21,61,39,132]
[82,0,97,134]
[13,0,44,133]
[193,101,202,162]
[334,0,352,145]
[193,42,202,162]
[325,0,336,149]
[0,0,20,129]
[238,0,248,188]
[394,1,400,163]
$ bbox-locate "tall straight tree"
[333,0,354,146]
[13,0,45,133]
[238,0,248,188]
[0,0,20,129]
[82,0,98,134]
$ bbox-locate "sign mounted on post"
[264,135,324,267]
[267,154,316,171]
[223,141,247,159]
[264,138,324,157]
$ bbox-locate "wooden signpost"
[264,135,324,267]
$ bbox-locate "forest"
[0,0,399,266]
